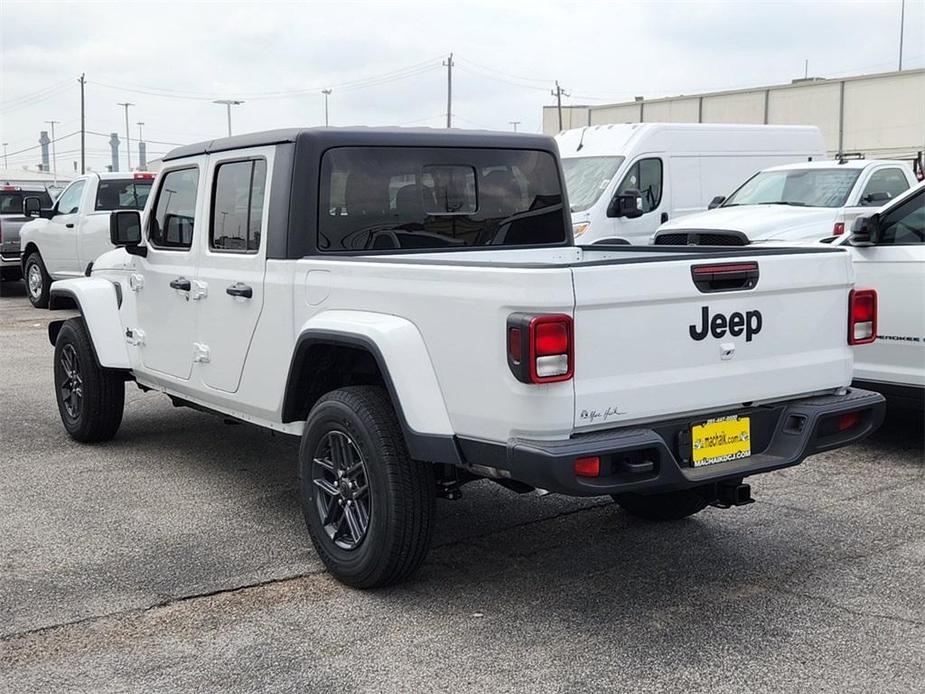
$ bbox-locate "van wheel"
[24,252,51,308]
[612,488,710,522]
[299,386,435,588]
[54,318,125,442]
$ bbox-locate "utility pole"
[322,89,332,126]
[509,121,521,132]
[443,52,454,128]
[45,120,60,185]
[78,73,86,174]
[214,99,244,137]
[2,143,7,170]
[899,0,906,70]
[551,81,569,132]
[117,102,134,170]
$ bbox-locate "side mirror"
[861,191,891,207]
[607,189,644,219]
[23,196,43,217]
[850,214,879,247]
[110,210,145,255]
[708,195,726,210]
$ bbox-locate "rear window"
[95,179,153,211]
[318,147,566,252]
[0,190,52,214]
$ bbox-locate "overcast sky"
[2,0,922,172]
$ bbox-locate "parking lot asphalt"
[1,280,923,693]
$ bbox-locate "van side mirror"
[24,196,43,217]
[708,195,726,209]
[110,210,145,255]
[850,214,879,247]
[607,189,644,219]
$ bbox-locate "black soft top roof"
[162,126,559,162]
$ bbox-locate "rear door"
[192,148,271,393]
[843,166,913,229]
[570,250,853,430]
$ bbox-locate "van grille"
[654,230,748,246]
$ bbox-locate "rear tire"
[299,386,435,588]
[613,488,710,522]
[54,317,125,442]
[24,251,51,308]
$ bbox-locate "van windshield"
[318,147,567,252]
[561,156,624,212]
[724,168,862,208]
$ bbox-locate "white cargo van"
[557,123,826,245]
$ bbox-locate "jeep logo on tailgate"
[690,306,762,342]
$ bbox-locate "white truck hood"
[657,205,839,242]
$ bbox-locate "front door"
[135,163,204,380]
[43,179,85,276]
[610,155,668,243]
[192,150,271,393]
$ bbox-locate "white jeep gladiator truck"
[45,128,885,588]
[19,171,154,307]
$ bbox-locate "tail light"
[833,222,845,236]
[507,313,573,383]
[848,289,877,345]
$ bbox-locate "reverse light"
[848,288,877,345]
[507,313,574,383]
[833,222,845,236]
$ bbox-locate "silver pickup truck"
[1,184,54,282]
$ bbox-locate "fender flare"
[48,278,130,369]
[283,310,460,464]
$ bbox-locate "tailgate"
[571,251,854,431]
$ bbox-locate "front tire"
[24,252,51,308]
[613,488,710,522]
[299,386,435,588]
[54,318,125,442]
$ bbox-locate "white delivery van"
[557,123,826,245]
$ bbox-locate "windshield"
[318,147,566,252]
[95,179,153,211]
[0,191,52,214]
[724,168,862,208]
[560,156,625,212]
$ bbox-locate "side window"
[210,159,267,252]
[877,190,924,246]
[860,168,910,207]
[55,180,85,216]
[616,158,663,213]
[149,168,200,250]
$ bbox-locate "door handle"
[226,282,253,299]
[65,223,75,228]
[169,277,191,291]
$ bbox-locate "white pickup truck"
[45,128,884,588]
[843,183,924,410]
[654,159,918,246]
[19,171,154,307]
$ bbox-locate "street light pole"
[2,142,7,170]
[45,120,60,185]
[213,99,244,137]
[509,121,521,132]
[117,102,134,170]
[322,89,332,126]
[898,0,906,71]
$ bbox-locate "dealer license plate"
[691,416,751,467]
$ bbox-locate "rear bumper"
[458,388,885,497]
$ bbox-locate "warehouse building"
[543,69,925,163]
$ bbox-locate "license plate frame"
[691,415,751,467]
